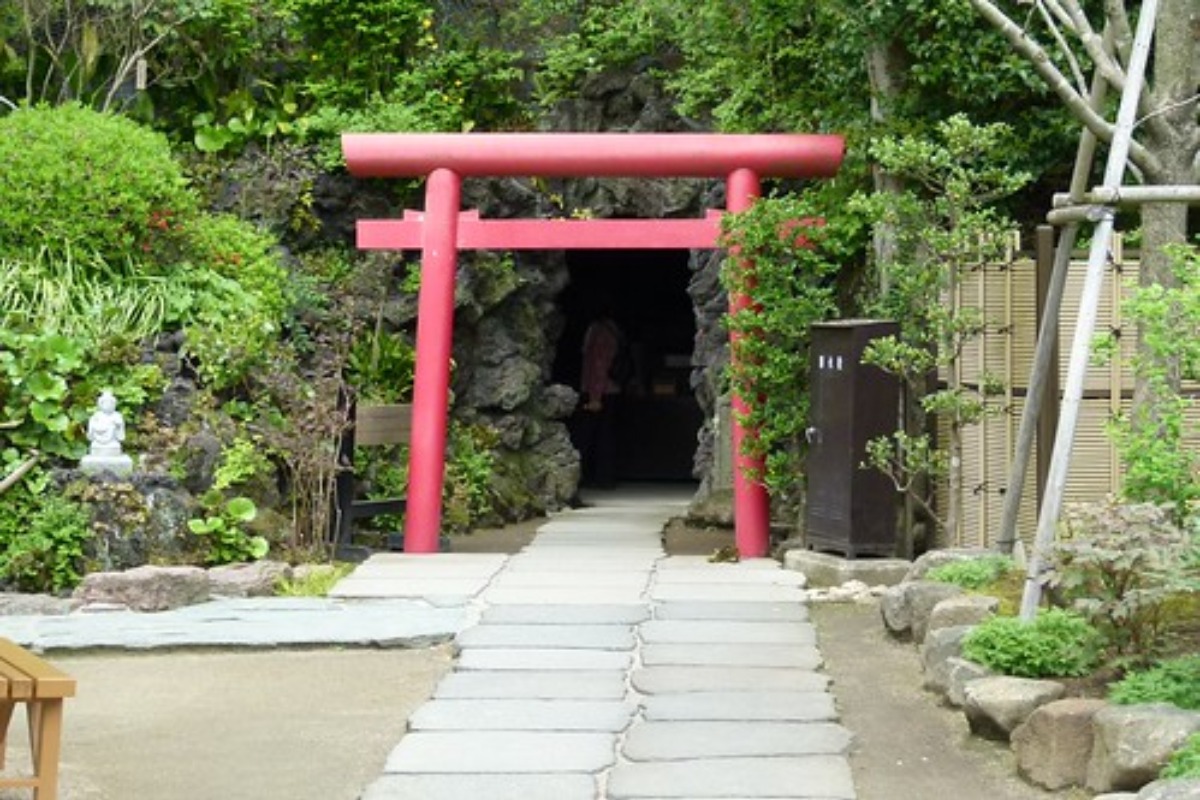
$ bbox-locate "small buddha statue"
[81,390,133,475]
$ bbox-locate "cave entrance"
[343,131,845,555]
[552,249,702,484]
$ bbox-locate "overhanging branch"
[967,0,1160,175]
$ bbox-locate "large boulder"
[962,676,1065,740]
[1136,779,1200,799]
[74,565,210,611]
[1012,698,1109,790]
[208,561,292,598]
[926,594,998,636]
[921,625,975,697]
[1087,704,1200,793]
[904,548,995,582]
[880,580,964,642]
[945,657,992,708]
[0,593,79,616]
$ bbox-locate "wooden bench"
[332,401,412,559]
[0,639,75,800]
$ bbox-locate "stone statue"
[81,390,133,476]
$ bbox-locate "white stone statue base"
[80,453,134,477]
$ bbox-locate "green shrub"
[187,496,268,565]
[927,555,1017,590]
[0,104,196,267]
[0,488,91,594]
[962,608,1103,678]
[1163,733,1200,779]
[1110,655,1200,710]
[1047,500,1196,659]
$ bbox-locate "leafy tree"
[857,115,1030,543]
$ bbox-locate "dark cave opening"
[551,249,703,484]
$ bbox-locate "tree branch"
[1058,2,1121,75]
[1102,0,1134,63]
[1035,0,1089,94]
[967,0,1160,175]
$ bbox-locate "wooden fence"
[938,229,1199,548]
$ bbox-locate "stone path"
[344,490,856,800]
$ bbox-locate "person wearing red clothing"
[576,304,624,488]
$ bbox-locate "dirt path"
[2,646,454,800]
[812,602,1081,800]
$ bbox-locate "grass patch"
[275,563,354,597]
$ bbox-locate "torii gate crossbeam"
[343,133,845,556]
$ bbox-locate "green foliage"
[213,435,275,492]
[0,252,169,347]
[163,214,290,389]
[300,44,525,168]
[1046,500,1198,660]
[1100,242,1200,514]
[0,478,91,593]
[0,331,89,458]
[720,191,866,508]
[962,608,1103,678]
[349,332,416,404]
[0,104,196,267]
[857,115,1030,540]
[510,0,669,105]
[187,495,269,565]
[287,0,434,107]
[927,555,1017,590]
[442,422,499,533]
[275,563,354,596]
[1163,733,1200,779]
[1111,656,1200,711]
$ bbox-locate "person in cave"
[576,300,626,490]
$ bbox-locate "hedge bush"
[0,103,196,268]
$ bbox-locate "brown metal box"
[804,320,900,557]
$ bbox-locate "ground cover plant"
[962,607,1104,678]
[927,555,1018,591]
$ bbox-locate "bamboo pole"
[1018,0,1159,620]
[995,27,1114,554]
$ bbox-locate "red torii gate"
[343,133,845,557]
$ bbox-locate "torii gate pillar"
[344,133,845,556]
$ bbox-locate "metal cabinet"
[804,320,900,558]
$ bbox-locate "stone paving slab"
[481,604,650,625]
[652,569,807,586]
[328,577,487,600]
[639,620,816,645]
[502,558,662,572]
[456,623,635,650]
[0,598,468,651]
[651,601,808,622]
[385,731,616,773]
[621,721,853,760]
[641,643,822,669]
[457,648,633,671]
[488,572,652,588]
[642,690,837,722]
[606,756,856,799]
[656,556,782,570]
[631,666,829,694]
[345,555,509,578]
[361,773,596,800]
[409,699,636,731]
[649,584,806,603]
[482,587,648,605]
[434,670,628,699]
